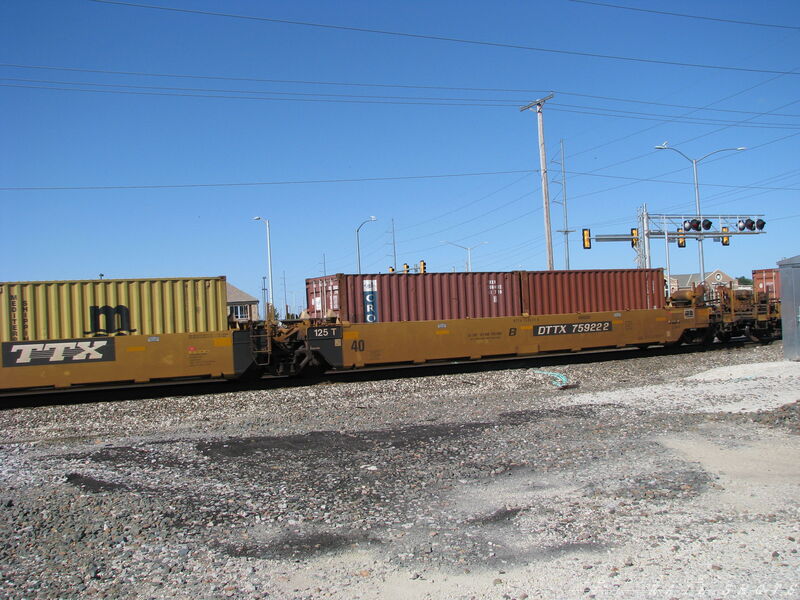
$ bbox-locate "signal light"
[721,226,730,246]
[419,260,426,273]
[738,218,756,231]
[582,228,592,249]
[388,266,395,273]
[677,228,686,248]
[702,219,712,230]
[630,228,639,248]
[756,219,766,230]
[402,263,410,273]
[683,219,702,232]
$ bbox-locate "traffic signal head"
[419,260,426,273]
[738,218,756,231]
[682,219,701,232]
[582,229,592,249]
[721,226,730,246]
[701,219,712,230]
[630,228,639,248]
[756,219,766,230]
[677,228,686,248]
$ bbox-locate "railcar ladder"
[249,325,273,366]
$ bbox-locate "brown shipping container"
[0,277,228,342]
[752,268,781,299]
[520,268,666,315]
[306,268,665,323]
[306,272,523,322]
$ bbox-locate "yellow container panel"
[0,277,228,342]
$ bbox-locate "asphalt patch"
[198,405,605,460]
[466,506,525,526]
[219,531,378,559]
[65,473,129,493]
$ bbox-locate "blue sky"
[2,0,799,313]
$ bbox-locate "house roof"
[670,270,733,288]
[226,282,259,304]
[670,273,702,288]
[777,255,800,266]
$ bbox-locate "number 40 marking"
[351,340,365,352]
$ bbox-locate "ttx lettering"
[9,340,108,364]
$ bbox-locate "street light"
[441,241,488,272]
[356,216,377,274]
[654,142,745,284]
[252,216,274,320]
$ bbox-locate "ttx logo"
[2,338,115,367]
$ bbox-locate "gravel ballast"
[1,342,798,599]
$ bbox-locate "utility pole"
[391,218,398,271]
[554,138,574,270]
[261,276,268,320]
[321,253,327,276]
[521,94,555,271]
[252,217,274,320]
[282,271,288,319]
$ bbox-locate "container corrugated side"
[752,268,781,299]
[306,272,523,323]
[306,276,341,319]
[0,277,228,342]
[520,268,665,315]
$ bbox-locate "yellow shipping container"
[0,276,229,342]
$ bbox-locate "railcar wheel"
[700,328,716,347]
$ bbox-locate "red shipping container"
[306,268,665,323]
[305,272,523,323]
[752,268,781,299]
[520,268,666,315]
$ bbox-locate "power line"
[86,0,800,76]
[4,62,800,118]
[0,169,534,191]
[548,106,800,129]
[0,83,517,108]
[0,61,545,92]
[5,80,799,130]
[568,0,800,31]
[564,67,799,163]
[5,167,797,193]
[397,173,532,232]
[1,76,533,104]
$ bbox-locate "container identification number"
[533,321,612,336]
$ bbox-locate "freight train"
[0,269,781,394]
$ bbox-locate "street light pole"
[441,241,488,272]
[356,216,377,274]
[252,216,274,320]
[654,143,745,284]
